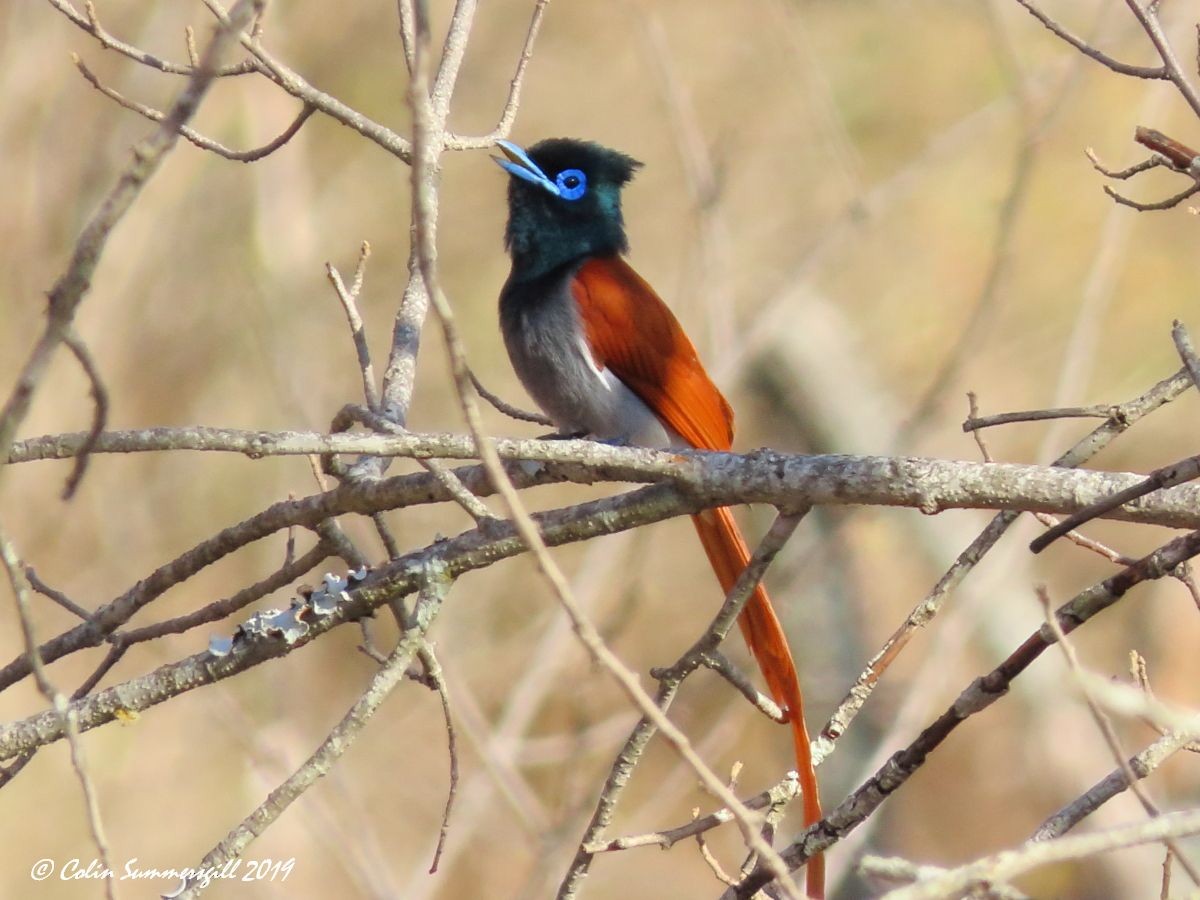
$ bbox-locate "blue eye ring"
[556,168,587,201]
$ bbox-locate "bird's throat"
[505,206,627,282]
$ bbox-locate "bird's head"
[494,137,642,280]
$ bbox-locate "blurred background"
[3,0,1200,896]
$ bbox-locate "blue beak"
[493,140,561,196]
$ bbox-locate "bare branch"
[698,651,787,724]
[585,773,801,854]
[1,528,115,899]
[858,856,1027,898]
[1011,0,1166,80]
[1037,586,1200,884]
[59,328,108,499]
[200,0,414,163]
[171,581,451,897]
[371,513,401,560]
[1086,146,1172,179]
[1085,127,1200,209]
[25,567,92,621]
[470,372,554,426]
[736,527,1200,896]
[0,483,693,759]
[44,0,257,77]
[0,0,262,466]
[565,510,808,897]
[1124,0,1200,119]
[1103,179,1200,211]
[820,365,1193,755]
[416,643,459,874]
[968,396,1136,564]
[326,242,380,412]
[442,0,550,150]
[13,428,1200,532]
[874,809,1200,900]
[962,404,1116,431]
[118,542,330,647]
[1031,454,1200,552]
[430,0,478,121]
[1032,731,1195,841]
[74,56,314,162]
[1172,319,1200,391]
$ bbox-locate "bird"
[493,137,824,897]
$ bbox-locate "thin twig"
[25,567,92,621]
[117,542,331,646]
[1104,179,1200,211]
[0,751,37,790]
[567,511,808,897]
[1124,0,1200,120]
[1,528,116,899]
[1093,126,1200,211]
[470,372,553,426]
[1086,147,1173,179]
[372,513,402,560]
[200,0,414,163]
[442,0,550,150]
[170,578,451,897]
[1031,453,1200,553]
[329,405,496,523]
[1079,674,1200,737]
[71,642,128,701]
[1033,512,1137,564]
[585,773,801,853]
[416,643,459,875]
[45,0,257,77]
[1171,320,1200,392]
[967,396,1133,564]
[1011,0,1166,80]
[699,651,788,724]
[60,328,108,499]
[326,243,380,412]
[74,56,314,162]
[1031,328,1200,552]
[696,811,739,887]
[875,809,1200,900]
[858,857,1027,898]
[1172,561,1200,614]
[1036,586,1200,884]
[820,368,1194,757]
[1031,730,1195,841]
[447,659,551,835]
[418,460,494,523]
[0,0,260,471]
[962,404,1116,431]
[737,526,1200,897]
[185,25,201,67]
[1015,0,1200,208]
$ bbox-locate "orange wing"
[570,256,734,451]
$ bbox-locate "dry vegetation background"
[3,0,1200,897]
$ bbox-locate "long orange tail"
[692,507,824,899]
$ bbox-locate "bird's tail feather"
[692,507,824,899]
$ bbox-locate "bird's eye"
[556,168,587,201]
